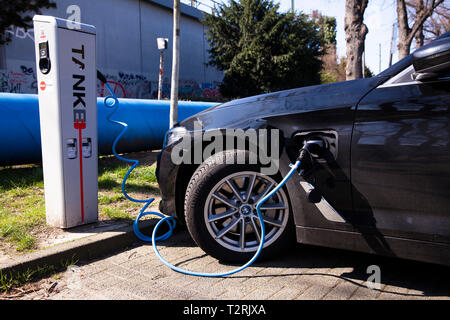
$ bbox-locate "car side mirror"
[412,37,450,81]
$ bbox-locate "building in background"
[0,0,223,100]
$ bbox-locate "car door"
[351,65,450,250]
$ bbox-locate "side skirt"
[296,225,450,267]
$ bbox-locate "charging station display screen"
[38,41,51,74]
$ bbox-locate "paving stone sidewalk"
[13,230,450,300]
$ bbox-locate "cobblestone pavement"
[15,230,450,300]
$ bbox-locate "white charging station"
[33,15,98,228]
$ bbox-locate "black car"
[156,32,450,266]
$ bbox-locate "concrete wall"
[0,0,223,99]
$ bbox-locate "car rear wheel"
[184,150,294,262]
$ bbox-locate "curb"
[0,219,158,276]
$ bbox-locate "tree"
[344,0,369,80]
[203,0,323,98]
[364,65,374,78]
[312,10,337,47]
[0,0,56,45]
[321,57,372,84]
[422,3,450,40]
[406,0,449,46]
[396,0,445,59]
[311,11,340,84]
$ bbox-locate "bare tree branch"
[397,0,446,58]
[407,0,444,44]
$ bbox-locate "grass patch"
[0,152,160,253]
[98,162,159,194]
[101,207,134,220]
[0,265,55,292]
[0,182,46,252]
[98,193,126,205]
[0,165,44,191]
[97,154,160,221]
[0,255,79,293]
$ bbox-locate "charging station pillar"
[33,15,98,228]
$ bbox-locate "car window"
[379,65,416,88]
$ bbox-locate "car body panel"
[157,77,386,227]
[352,78,450,245]
[156,32,450,266]
[180,77,386,131]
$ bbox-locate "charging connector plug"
[296,140,325,177]
[297,140,326,203]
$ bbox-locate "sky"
[277,0,398,74]
[193,0,400,75]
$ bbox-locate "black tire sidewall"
[184,150,295,263]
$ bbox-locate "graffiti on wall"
[4,26,34,41]
[0,61,37,93]
[150,79,221,100]
[0,64,221,100]
[178,79,221,99]
[98,70,152,99]
[97,70,221,100]
[200,82,221,99]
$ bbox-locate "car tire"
[184,150,295,262]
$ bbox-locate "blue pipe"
[0,94,41,166]
[0,92,217,166]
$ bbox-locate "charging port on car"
[292,130,338,162]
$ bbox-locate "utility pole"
[158,50,164,100]
[379,43,381,73]
[362,49,365,78]
[389,23,395,67]
[157,38,168,100]
[170,0,180,129]
[361,39,366,78]
[291,0,294,13]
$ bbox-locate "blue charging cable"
[103,84,175,243]
[103,83,301,277]
[150,160,301,277]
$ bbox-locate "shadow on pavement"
[156,229,450,298]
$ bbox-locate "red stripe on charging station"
[74,119,86,222]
